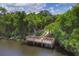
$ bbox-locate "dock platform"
[24,36,55,48]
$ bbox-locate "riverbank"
[0,37,74,56]
[0,39,68,56]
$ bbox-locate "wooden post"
[50,45,53,48]
[33,42,35,45]
[41,43,43,47]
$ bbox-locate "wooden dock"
[25,35,55,48]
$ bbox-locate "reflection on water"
[0,40,66,56]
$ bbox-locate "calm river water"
[0,40,68,56]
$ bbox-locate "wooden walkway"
[24,31,55,48]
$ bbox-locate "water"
[0,40,67,56]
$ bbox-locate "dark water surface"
[0,40,67,56]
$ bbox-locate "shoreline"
[0,37,75,56]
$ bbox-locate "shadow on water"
[54,41,75,56]
[22,42,74,56]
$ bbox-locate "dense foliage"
[0,7,54,40]
[44,4,79,55]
